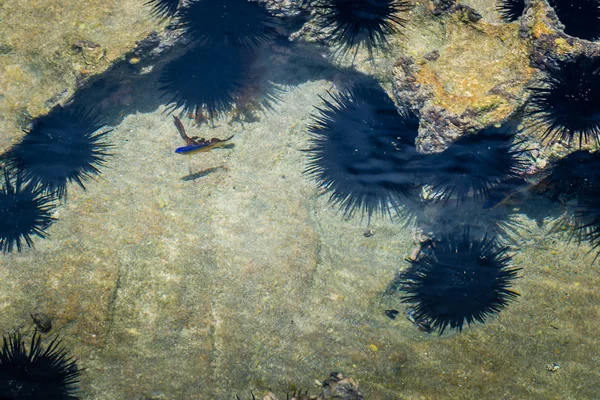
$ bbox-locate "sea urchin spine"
[496,0,525,22]
[145,0,180,19]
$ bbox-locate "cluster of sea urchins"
[0,106,112,253]
[302,52,600,333]
[306,81,530,217]
[524,52,600,256]
[154,0,419,120]
[0,330,82,399]
[304,79,528,333]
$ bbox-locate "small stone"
[536,158,547,170]
[363,229,375,238]
[424,50,440,61]
[31,312,52,333]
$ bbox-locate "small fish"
[175,136,234,154]
[173,115,234,154]
[483,178,534,210]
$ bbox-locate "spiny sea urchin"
[422,123,529,204]
[177,0,278,49]
[547,0,600,41]
[542,150,600,201]
[0,330,81,399]
[304,81,423,220]
[0,170,55,253]
[496,0,525,22]
[159,46,252,120]
[393,231,520,334]
[526,54,600,147]
[2,107,112,199]
[315,0,411,58]
[572,190,600,261]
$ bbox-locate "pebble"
[31,312,52,333]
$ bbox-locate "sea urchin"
[316,0,411,58]
[527,54,600,147]
[304,81,422,219]
[496,0,525,22]
[547,0,600,41]
[159,46,252,120]
[394,231,520,334]
[0,170,55,253]
[2,107,112,199]
[177,0,278,49]
[0,330,81,399]
[542,150,600,201]
[422,123,529,204]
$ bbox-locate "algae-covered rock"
[392,2,534,153]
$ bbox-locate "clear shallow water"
[1,0,600,399]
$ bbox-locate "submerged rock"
[392,3,534,153]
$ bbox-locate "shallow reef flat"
[1,0,600,399]
[0,79,599,398]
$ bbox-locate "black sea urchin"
[0,331,81,399]
[394,232,520,334]
[547,0,600,41]
[423,124,529,204]
[497,0,525,22]
[527,54,600,147]
[543,150,600,201]
[145,0,180,19]
[160,46,252,120]
[178,0,278,49]
[304,82,422,219]
[0,170,55,253]
[316,0,411,58]
[2,107,111,199]
[573,191,600,259]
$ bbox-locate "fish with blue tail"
[173,115,234,154]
